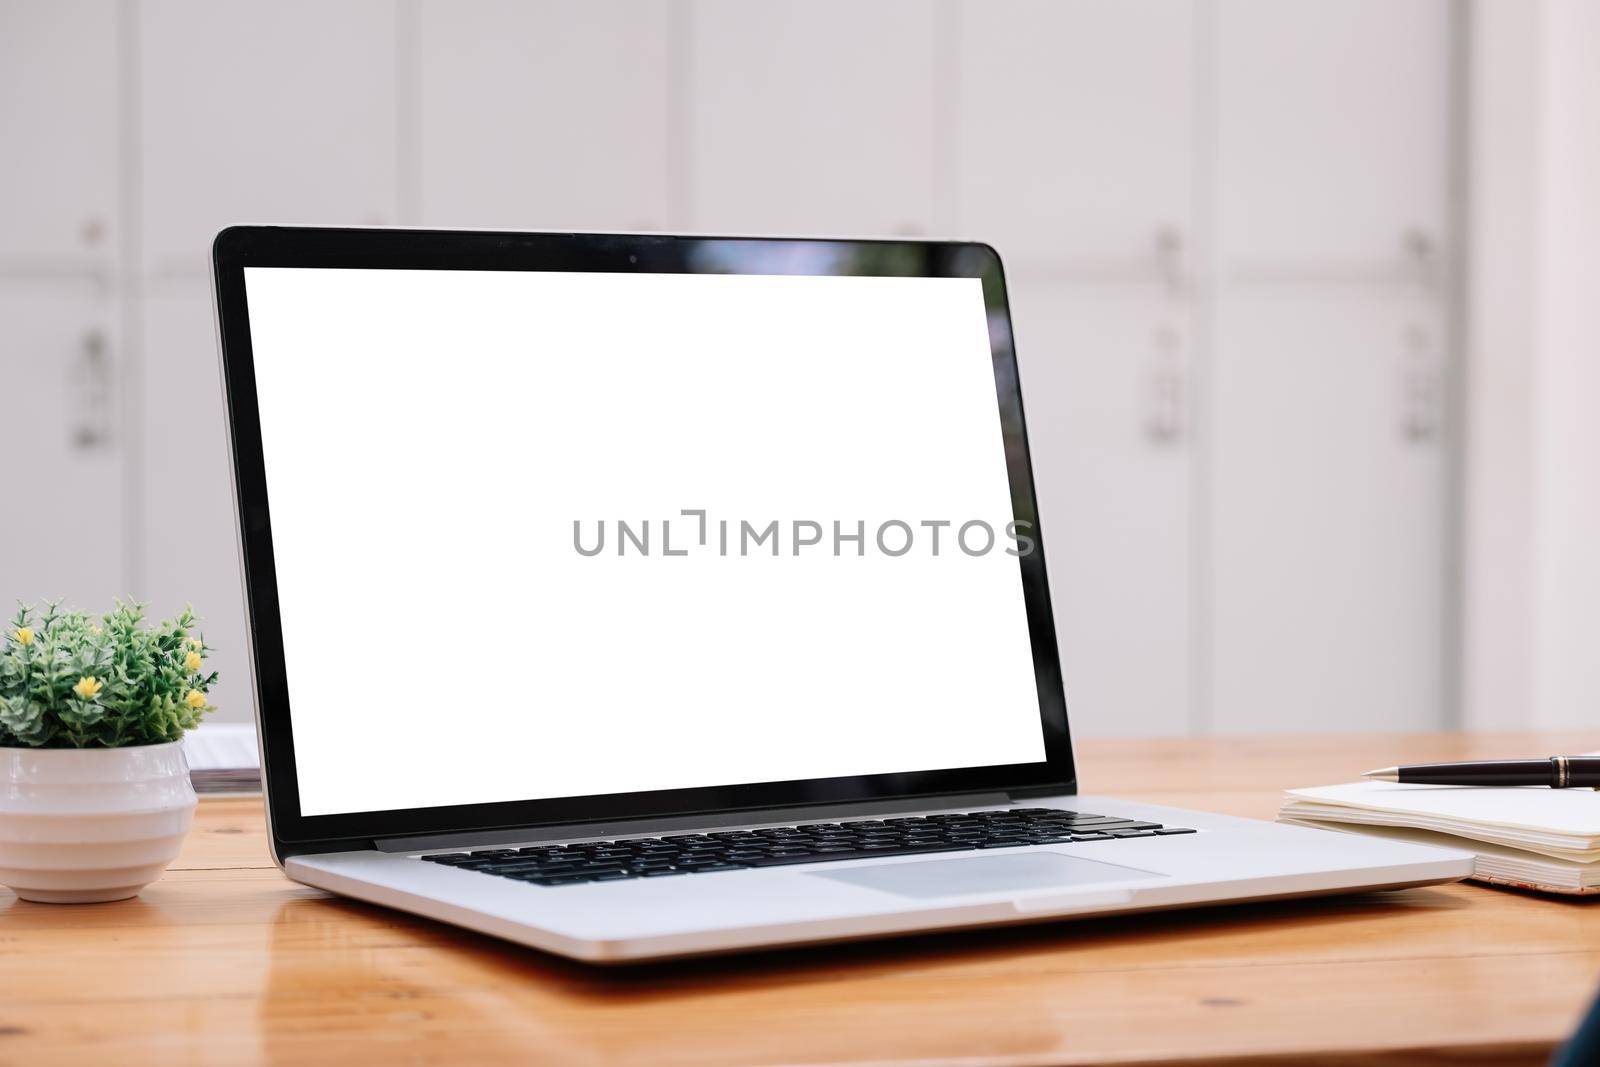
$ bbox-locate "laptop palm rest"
[809,851,1167,901]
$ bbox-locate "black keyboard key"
[484,861,556,875]
[1107,829,1158,839]
[1154,827,1197,835]
[1070,833,1113,841]
[977,839,1030,849]
[642,867,689,877]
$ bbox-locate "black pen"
[1362,757,1600,788]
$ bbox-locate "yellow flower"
[73,676,103,700]
[187,636,203,649]
[13,627,33,646]
[185,689,207,710]
[184,650,203,671]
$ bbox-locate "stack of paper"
[1279,780,1600,894]
[182,723,262,795]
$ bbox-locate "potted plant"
[0,601,216,903]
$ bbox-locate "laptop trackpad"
[811,851,1167,899]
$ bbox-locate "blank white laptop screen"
[243,267,1046,816]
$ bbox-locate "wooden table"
[4,732,1599,1066]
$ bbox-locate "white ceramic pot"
[0,741,197,903]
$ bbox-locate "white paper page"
[183,723,260,772]
[1284,781,1600,839]
[1280,818,1598,891]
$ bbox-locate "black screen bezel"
[211,225,1076,853]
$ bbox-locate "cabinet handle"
[1155,225,1185,298]
[70,329,112,451]
[1399,322,1437,443]
[1402,228,1437,292]
[1144,323,1184,445]
[1144,229,1187,445]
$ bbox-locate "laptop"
[211,226,1471,963]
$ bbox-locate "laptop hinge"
[372,791,1013,854]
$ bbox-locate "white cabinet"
[1011,282,1191,737]
[136,295,252,724]
[1209,288,1444,732]
[957,1,1195,736]
[133,0,400,722]
[955,0,1194,272]
[1216,0,1452,270]
[0,3,124,620]
[688,0,938,236]
[0,0,120,268]
[137,0,398,278]
[1206,0,1452,734]
[0,288,125,607]
[416,0,674,231]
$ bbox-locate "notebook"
[1278,780,1600,895]
[182,723,262,794]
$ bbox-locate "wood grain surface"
[4,731,1599,1067]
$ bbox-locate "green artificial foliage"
[0,600,217,748]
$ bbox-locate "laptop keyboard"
[418,808,1197,887]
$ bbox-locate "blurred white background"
[1,0,1595,738]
